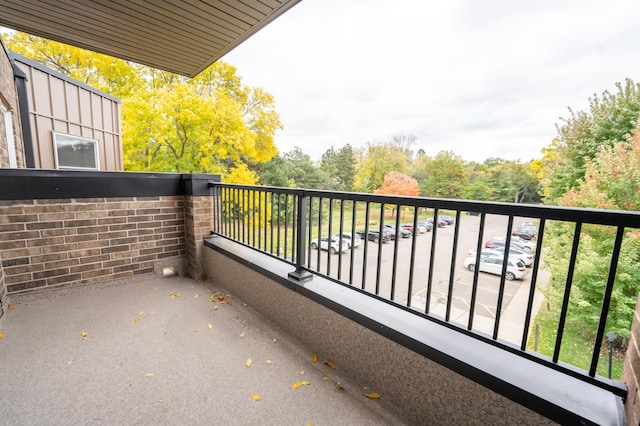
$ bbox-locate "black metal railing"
[209,182,640,396]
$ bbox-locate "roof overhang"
[0,0,301,77]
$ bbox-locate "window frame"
[52,132,100,171]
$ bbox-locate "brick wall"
[184,195,214,279]
[0,196,189,294]
[623,293,640,425]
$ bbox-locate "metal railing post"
[288,193,312,282]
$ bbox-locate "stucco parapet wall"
[204,237,624,426]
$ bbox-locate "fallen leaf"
[243,303,248,307]
[134,317,142,323]
[273,338,277,343]
[312,352,318,363]
[213,306,218,310]
[8,305,15,310]
[137,283,144,288]
[138,311,144,315]
[149,311,156,316]
[335,382,343,391]
[246,358,253,367]
[170,292,181,298]
[67,360,73,365]
[226,293,233,298]
[301,381,310,386]
[323,376,330,381]
[292,382,302,389]
[194,294,200,298]
[324,361,335,369]
[364,392,381,399]
[240,332,246,338]
[0,332,3,339]
[145,373,154,377]
[192,329,199,333]
[81,332,88,339]
[299,371,305,375]
[266,360,273,364]
[250,394,261,401]
[207,323,213,329]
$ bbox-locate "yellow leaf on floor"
[266,360,273,364]
[138,283,144,288]
[273,338,277,343]
[213,305,218,310]
[8,305,14,310]
[170,292,181,298]
[299,371,304,375]
[81,332,88,339]
[145,373,154,377]
[292,382,302,389]
[0,332,4,339]
[67,360,73,365]
[243,303,248,307]
[250,394,261,401]
[301,381,310,386]
[192,329,199,333]
[138,311,144,315]
[324,361,335,369]
[240,332,246,338]
[134,317,142,323]
[246,358,253,367]
[364,392,381,399]
[208,323,213,329]
[323,376,330,381]
[194,294,200,298]
[312,352,318,363]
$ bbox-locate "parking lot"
[308,213,547,333]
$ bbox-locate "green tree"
[355,142,411,193]
[411,151,468,198]
[542,79,640,202]
[321,144,356,191]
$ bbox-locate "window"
[1,103,17,168]
[53,132,99,170]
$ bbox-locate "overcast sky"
[224,0,640,162]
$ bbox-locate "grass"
[528,302,624,380]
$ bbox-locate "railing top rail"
[210,182,640,228]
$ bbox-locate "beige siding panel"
[65,84,80,124]
[102,98,114,133]
[68,123,81,135]
[31,69,53,117]
[53,119,69,134]
[78,89,92,127]
[91,93,103,131]
[50,77,67,120]
[35,115,54,169]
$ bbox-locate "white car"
[491,236,536,253]
[332,232,361,249]
[310,236,349,254]
[468,247,534,267]
[463,255,528,280]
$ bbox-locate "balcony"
[1,169,640,425]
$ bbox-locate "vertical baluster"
[446,211,462,321]
[521,219,546,350]
[406,206,419,307]
[468,213,486,330]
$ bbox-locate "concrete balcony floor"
[0,276,402,425]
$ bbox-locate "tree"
[374,172,419,197]
[320,144,356,191]
[485,160,541,203]
[5,31,282,183]
[411,151,468,198]
[541,79,640,202]
[354,142,411,192]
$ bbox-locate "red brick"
[98,217,128,225]
[82,268,113,279]
[0,240,27,250]
[32,253,67,263]
[79,254,110,264]
[65,219,97,228]
[7,280,46,292]
[76,225,109,235]
[101,245,130,254]
[45,259,80,269]
[127,215,153,223]
[5,264,43,275]
[103,258,131,268]
[128,229,154,237]
[2,247,42,258]
[76,210,108,219]
[41,243,77,254]
[47,273,83,286]
[137,222,157,229]
[0,206,26,214]
[1,257,30,267]
[1,230,40,240]
[98,231,128,240]
[109,223,137,231]
[107,209,136,217]
[0,223,25,232]
[27,237,65,247]
[140,247,163,256]
[26,204,64,213]
[40,212,76,221]
[33,268,69,280]
[5,273,33,284]
[76,240,109,250]
[41,228,76,237]
[63,203,97,212]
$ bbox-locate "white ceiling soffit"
[0,0,301,77]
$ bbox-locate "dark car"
[426,217,446,228]
[356,229,391,243]
[416,220,434,232]
[512,227,536,240]
[438,215,455,225]
[384,224,411,239]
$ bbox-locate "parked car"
[310,236,349,254]
[492,236,535,253]
[426,217,446,228]
[463,255,528,280]
[512,227,536,240]
[384,224,411,239]
[402,223,428,234]
[416,220,433,232]
[356,229,391,244]
[438,215,455,225]
[485,238,532,253]
[332,232,361,249]
[468,247,533,267]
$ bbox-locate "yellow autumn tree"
[4,31,282,184]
